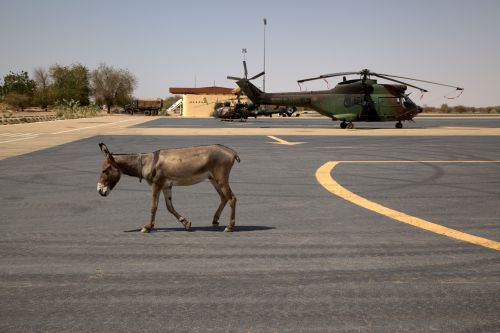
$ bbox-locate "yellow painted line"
[337,160,500,163]
[316,161,500,251]
[267,135,305,145]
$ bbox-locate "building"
[169,86,247,117]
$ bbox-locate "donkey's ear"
[99,143,111,158]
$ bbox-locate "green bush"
[53,99,102,119]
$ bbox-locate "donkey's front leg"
[141,183,163,233]
[162,186,191,231]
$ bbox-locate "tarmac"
[1,115,499,332]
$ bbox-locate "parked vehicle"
[124,98,163,116]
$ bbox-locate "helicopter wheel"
[395,121,403,129]
[346,122,354,129]
[340,121,347,129]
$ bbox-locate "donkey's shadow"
[124,225,275,233]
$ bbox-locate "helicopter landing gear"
[395,121,403,129]
[340,121,354,129]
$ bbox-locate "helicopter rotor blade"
[297,71,360,84]
[249,71,265,80]
[321,71,362,79]
[296,68,463,95]
[243,61,248,79]
[297,76,322,84]
[374,72,463,91]
[371,73,429,92]
[228,62,264,82]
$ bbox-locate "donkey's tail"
[217,144,240,163]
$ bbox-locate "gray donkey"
[97,143,240,232]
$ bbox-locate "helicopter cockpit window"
[400,95,415,109]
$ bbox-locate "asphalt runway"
[1,117,499,332]
[133,115,500,129]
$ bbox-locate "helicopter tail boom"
[234,79,266,104]
[234,79,316,108]
[229,60,320,109]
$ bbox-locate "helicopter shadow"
[123,225,275,233]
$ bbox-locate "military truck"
[124,98,163,116]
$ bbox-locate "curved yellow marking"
[316,161,500,251]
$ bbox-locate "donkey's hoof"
[140,227,150,233]
[180,217,191,231]
[212,222,220,228]
[224,226,234,232]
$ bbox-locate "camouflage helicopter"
[213,86,296,120]
[214,100,254,121]
[228,61,463,128]
[213,89,256,121]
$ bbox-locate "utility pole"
[263,18,267,92]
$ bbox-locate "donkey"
[97,143,240,233]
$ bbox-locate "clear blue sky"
[1,0,499,107]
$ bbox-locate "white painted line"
[51,118,135,134]
[0,133,36,137]
[0,134,39,144]
[2,133,34,137]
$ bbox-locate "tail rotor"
[227,61,264,82]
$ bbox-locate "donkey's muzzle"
[97,183,109,197]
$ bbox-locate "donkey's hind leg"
[210,178,228,228]
[211,175,236,232]
[162,186,191,231]
[221,184,237,232]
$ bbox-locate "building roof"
[136,98,162,101]
[169,86,235,95]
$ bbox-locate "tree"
[32,67,52,108]
[440,103,449,113]
[50,64,91,105]
[2,71,36,96]
[1,71,36,110]
[91,63,137,113]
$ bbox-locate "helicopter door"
[377,97,399,120]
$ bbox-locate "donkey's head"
[97,143,121,197]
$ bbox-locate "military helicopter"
[214,100,254,121]
[213,88,256,121]
[213,86,296,120]
[228,61,464,128]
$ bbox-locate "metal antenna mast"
[263,18,267,92]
